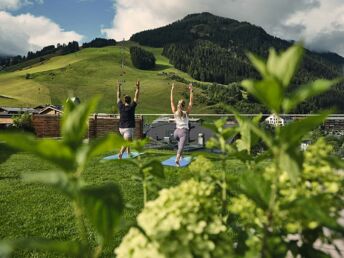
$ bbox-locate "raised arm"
[170,83,176,113]
[186,83,193,114]
[117,80,121,103]
[134,80,140,103]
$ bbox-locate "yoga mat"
[161,156,192,167]
[103,151,142,160]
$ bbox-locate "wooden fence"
[31,114,144,139]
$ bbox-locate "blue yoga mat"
[103,152,142,160]
[161,156,192,167]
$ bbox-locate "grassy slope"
[0,42,211,114]
[0,149,245,257]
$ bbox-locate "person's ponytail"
[176,100,185,118]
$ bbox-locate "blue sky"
[0,0,343,56]
[11,0,115,42]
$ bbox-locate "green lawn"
[0,147,244,257]
[0,42,212,114]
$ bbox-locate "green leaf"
[299,246,331,258]
[230,150,253,163]
[0,239,87,258]
[22,171,79,198]
[234,114,262,154]
[0,133,75,172]
[279,111,330,150]
[241,118,273,148]
[142,160,165,178]
[62,97,99,150]
[266,48,279,77]
[0,242,11,258]
[283,79,341,113]
[0,142,17,164]
[222,127,237,140]
[214,118,227,131]
[202,122,218,133]
[88,134,125,158]
[267,44,304,87]
[130,138,149,153]
[254,151,272,163]
[325,155,344,169]
[242,78,283,113]
[79,183,124,243]
[286,196,344,233]
[76,133,126,169]
[233,172,271,210]
[278,151,301,184]
[247,52,268,78]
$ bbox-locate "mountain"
[130,12,344,113]
[0,42,212,114]
[318,52,344,66]
[1,13,343,114]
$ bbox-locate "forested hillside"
[131,12,344,113]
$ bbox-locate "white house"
[265,114,285,127]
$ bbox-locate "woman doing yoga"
[170,83,193,167]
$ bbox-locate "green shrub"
[206,44,344,257]
[12,112,34,132]
[115,179,232,258]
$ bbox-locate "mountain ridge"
[130,12,344,113]
[131,12,344,65]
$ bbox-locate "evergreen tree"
[130,46,156,70]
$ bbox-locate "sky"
[0,0,343,57]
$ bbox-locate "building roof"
[38,105,63,114]
[145,120,214,143]
[34,105,48,110]
[0,107,37,114]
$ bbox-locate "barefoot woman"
[170,83,193,166]
[117,80,140,159]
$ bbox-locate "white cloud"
[0,0,44,11]
[0,11,83,56]
[285,0,344,54]
[102,0,344,55]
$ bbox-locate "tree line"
[0,38,116,69]
[130,46,156,70]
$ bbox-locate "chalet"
[38,105,63,115]
[265,114,289,127]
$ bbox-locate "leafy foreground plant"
[0,98,126,258]
[117,44,344,258]
[118,139,165,206]
[222,44,344,257]
[115,179,232,258]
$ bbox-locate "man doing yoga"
[117,80,140,159]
